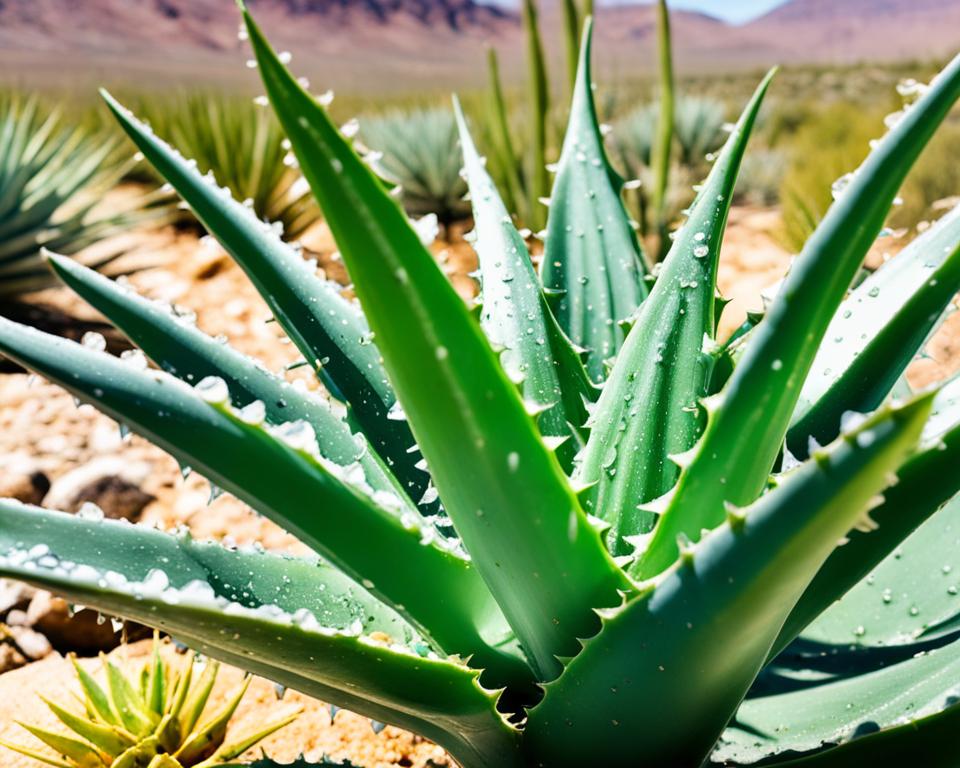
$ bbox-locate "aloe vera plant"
[3,7,960,767]
[0,635,299,768]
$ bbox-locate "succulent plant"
[0,635,299,767]
[613,95,727,244]
[131,92,320,242]
[357,107,469,225]
[0,93,171,297]
[673,96,727,166]
[2,7,960,768]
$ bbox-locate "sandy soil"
[0,207,958,767]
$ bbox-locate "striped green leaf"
[101,92,430,513]
[634,51,960,580]
[0,318,521,680]
[526,395,931,766]
[575,68,774,555]
[454,99,596,472]
[0,501,521,768]
[243,5,627,681]
[788,201,960,457]
[540,19,648,382]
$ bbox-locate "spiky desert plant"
[613,102,659,170]
[613,95,726,241]
[133,91,320,241]
[0,635,299,767]
[673,96,727,166]
[3,9,960,767]
[0,93,170,297]
[358,107,469,225]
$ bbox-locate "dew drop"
[81,332,107,352]
[196,376,229,404]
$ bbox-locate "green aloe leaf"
[46,253,417,517]
[0,501,522,768]
[0,497,414,642]
[0,319,522,679]
[540,19,648,382]
[454,99,596,472]
[634,51,960,580]
[525,395,931,766]
[800,483,960,649]
[788,201,960,457]
[243,5,627,681]
[715,634,960,767]
[575,68,774,555]
[100,91,430,514]
[773,375,960,654]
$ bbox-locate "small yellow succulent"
[0,636,300,768]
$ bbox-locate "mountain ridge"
[1,0,958,91]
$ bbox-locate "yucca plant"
[1,635,299,768]
[0,93,171,296]
[3,7,960,767]
[132,92,320,242]
[358,108,469,225]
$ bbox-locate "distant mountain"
[0,0,511,51]
[0,0,516,89]
[741,0,960,63]
[0,0,958,91]
[586,0,960,69]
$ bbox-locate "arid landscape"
[3,0,960,766]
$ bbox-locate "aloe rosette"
[2,6,960,767]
